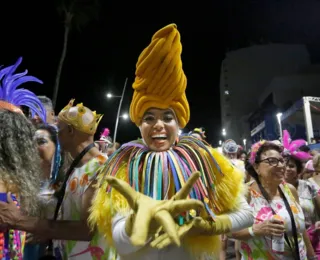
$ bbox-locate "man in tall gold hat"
[0,99,114,259]
[89,24,253,259]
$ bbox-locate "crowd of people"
[0,23,319,260]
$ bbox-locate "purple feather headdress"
[282,129,311,161]
[0,57,46,122]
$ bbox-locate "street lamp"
[276,113,283,141]
[243,139,247,150]
[106,93,121,99]
[121,113,128,120]
[106,78,128,143]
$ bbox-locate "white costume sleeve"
[112,214,143,255]
[228,195,253,231]
[112,214,155,255]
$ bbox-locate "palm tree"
[52,0,100,108]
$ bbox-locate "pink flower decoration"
[255,206,273,224]
[249,140,266,165]
[276,203,283,211]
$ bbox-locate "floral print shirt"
[240,182,307,260]
[297,179,320,229]
[53,154,115,259]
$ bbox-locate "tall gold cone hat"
[129,24,190,128]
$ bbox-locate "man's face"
[57,119,72,151]
[32,107,56,125]
[46,109,56,124]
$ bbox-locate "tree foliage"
[55,0,100,31]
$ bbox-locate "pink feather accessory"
[282,129,311,161]
[98,128,112,143]
[100,128,110,138]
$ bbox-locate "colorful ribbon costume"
[89,24,249,258]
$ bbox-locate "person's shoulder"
[95,153,108,165]
[283,182,299,201]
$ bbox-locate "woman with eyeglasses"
[230,140,317,260]
[282,130,320,258]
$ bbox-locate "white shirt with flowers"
[53,154,115,259]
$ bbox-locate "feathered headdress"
[97,128,112,144]
[282,130,311,161]
[0,57,46,122]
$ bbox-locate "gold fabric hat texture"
[129,24,190,128]
[58,99,103,135]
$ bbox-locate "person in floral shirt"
[231,140,317,260]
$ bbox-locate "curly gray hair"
[0,110,41,215]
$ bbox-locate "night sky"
[0,1,230,145]
[3,1,317,145]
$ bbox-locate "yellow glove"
[105,171,204,247]
[150,215,232,249]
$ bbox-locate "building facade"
[220,44,310,145]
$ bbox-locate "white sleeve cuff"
[112,214,143,255]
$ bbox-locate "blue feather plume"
[0,57,46,122]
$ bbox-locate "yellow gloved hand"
[106,171,204,247]
[150,215,232,249]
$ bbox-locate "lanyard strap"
[256,181,300,260]
[53,142,96,220]
[46,143,96,255]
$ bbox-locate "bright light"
[276,112,282,124]
[243,139,246,145]
[224,90,229,95]
[219,140,222,145]
[122,113,128,119]
[107,93,112,98]
[222,128,226,136]
[178,130,182,135]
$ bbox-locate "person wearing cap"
[89,24,253,259]
[221,139,246,260]
[190,127,207,141]
[222,139,245,173]
[302,160,316,180]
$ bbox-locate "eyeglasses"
[258,157,285,167]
